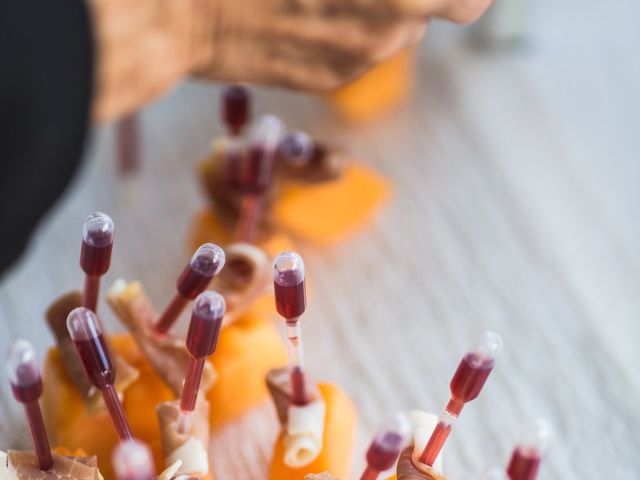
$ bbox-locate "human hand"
[92,0,492,121]
[198,0,493,90]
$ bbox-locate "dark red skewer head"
[180,291,226,414]
[507,418,552,480]
[177,243,226,299]
[113,440,156,480]
[278,131,314,167]
[186,291,226,358]
[229,115,283,195]
[447,330,503,415]
[7,340,53,470]
[66,307,115,389]
[7,340,43,404]
[273,251,306,320]
[365,413,412,473]
[80,212,114,276]
[221,84,251,136]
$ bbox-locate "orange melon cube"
[274,165,391,245]
[268,383,357,480]
[206,309,287,428]
[188,209,295,258]
[329,48,415,122]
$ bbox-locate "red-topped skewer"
[418,331,503,466]
[360,413,412,480]
[221,84,251,138]
[7,340,53,470]
[231,115,283,242]
[177,290,225,433]
[113,439,156,480]
[67,307,133,440]
[221,85,250,195]
[506,418,552,480]
[80,212,114,312]
[273,252,308,406]
[153,243,225,336]
[116,114,140,177]
[278,131,314,167]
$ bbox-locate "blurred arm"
[92,0,494,121]
[91,0,217,122]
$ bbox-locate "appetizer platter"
[2,87,551,480]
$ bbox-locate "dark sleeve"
[0,0,94,277]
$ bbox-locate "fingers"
[393,0,494,23]
[433,0,494,23]
[243,16,425,90]
[197,0,491,93]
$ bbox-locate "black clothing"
[0,0,94,276]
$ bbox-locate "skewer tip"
[113,439,155,480]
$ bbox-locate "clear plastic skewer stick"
[418,331,503,466]
[154,243,225,335]
[67,307,133,440]
[80,212,114,312]
[113,439,156,480]
[506,418,552,480]
[177,291,225,434]
[116,114,140,177]
[273,252,308,406]
[111,440,156,480]
[7,340,53,470]
[234,115,283,242]
[360,413,412,480]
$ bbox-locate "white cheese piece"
[0,452,17,480]
[408,409,444,474]
[107,278,127,297]
[156,459,183,480]
[283,398,327,468]
[165,437,209,477]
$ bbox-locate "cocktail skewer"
[221,85,250,138]
[67,307,133,440]
[506,418,552,480]
[418,331,503,466]
[233,115,283,242]
[7,340,53,470]
[80,212,114,312]
[360,413,412,480]
[154,243,225,336]
[273,251,308,405]
[177,291,225,433]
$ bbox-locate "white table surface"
[1,0,638,478]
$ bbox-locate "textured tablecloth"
[1,1,638,478]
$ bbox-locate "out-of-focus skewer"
[80,212,114,313]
